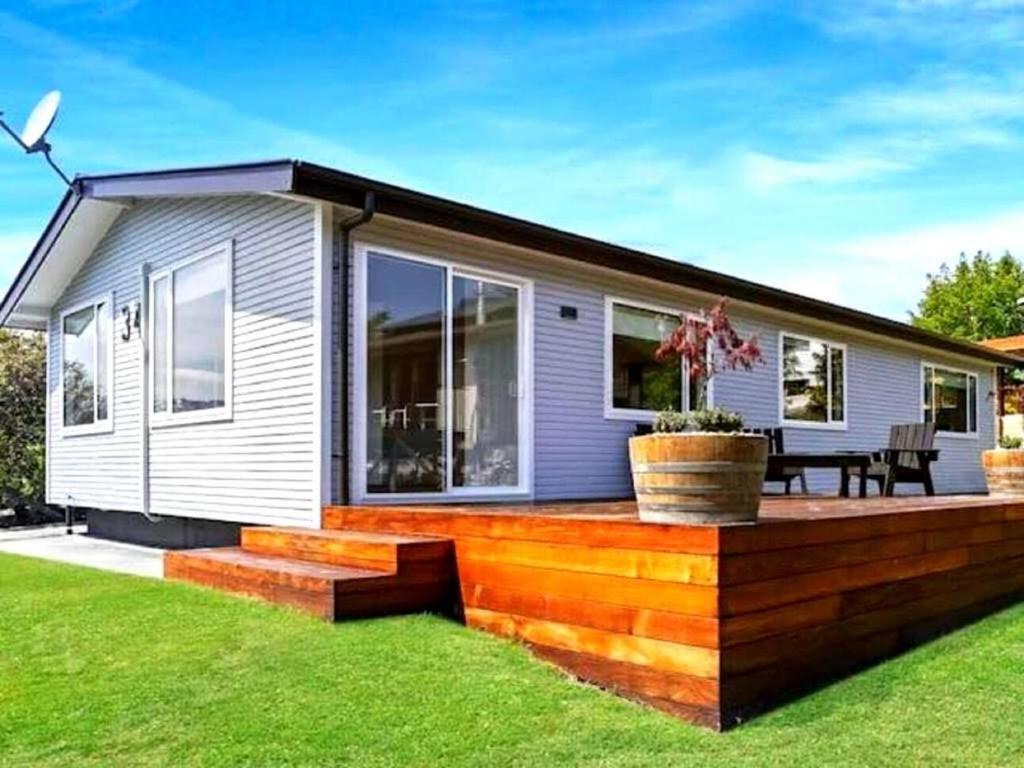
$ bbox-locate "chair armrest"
[883,448,940,463]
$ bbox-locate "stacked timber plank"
[164,527,454,621]
[325,498,1024,730]
[718,501,1024,724]
[325,504,726,728]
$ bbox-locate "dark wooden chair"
[746,427,807,495]
[849,423,940,496]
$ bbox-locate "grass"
[1,554,1024,767]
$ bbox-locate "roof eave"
[291,161,1019,367]
[0,190,80,329]
[2,158,1018,367]
[78,159,295,199]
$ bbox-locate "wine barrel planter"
[628,433,769,525]
[982,449,1024,497]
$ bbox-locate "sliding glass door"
[365,254,446,493]
[362,249,527,497]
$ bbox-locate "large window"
[923,364,977,435]
[605,298,708,419]
[360,248,529,498]
[61,296,113,434]
[149,242,233,425]
[780,333,846,428]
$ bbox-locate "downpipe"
[335,191,376,505]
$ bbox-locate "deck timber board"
[319,496,1024,730]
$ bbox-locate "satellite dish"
[20,90,61,151]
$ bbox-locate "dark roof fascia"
[2,158,1016,366]
[0,189,80,328]
[291,161,1017,367]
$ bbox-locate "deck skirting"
[324,497,1024,730]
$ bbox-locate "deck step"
[240,526,452,572]
[165,541,454,621]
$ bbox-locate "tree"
[911,250,1024,341]
[0,329,46,508]
[656,298,763,411]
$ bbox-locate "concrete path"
[0,525,165,579]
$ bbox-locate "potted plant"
[982,435,1024,497]
[628,298,767,525]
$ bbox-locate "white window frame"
[59,293,115,438]
[921,361,979,440]
[352,242,534,503]
[148,240,234,428]
[604,296,713,422]
[778,331,848,431]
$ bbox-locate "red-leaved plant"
[653,298,763,430]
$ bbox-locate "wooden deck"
[323,495,1024,730]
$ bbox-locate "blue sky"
[4,1,1024,320]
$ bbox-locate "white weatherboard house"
[0,160,1014,545]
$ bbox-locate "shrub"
[652,410,688,433]
[649,298,762,434]
[687,407,746,433]
[999,435,1023,450]
[0,329,47,512]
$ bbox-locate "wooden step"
[165,535,455,621]
[165,547,386,620]
[240,526,452,572]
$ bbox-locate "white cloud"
[806,1,1024,48]
[833,206,1024,266]
[743,150,908,189]
[0,12,412,182]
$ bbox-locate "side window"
[61,296,113,434]
[149,241,233,425]
[923,364,978,435]
[780,333,846,428]
[608,301,682,416]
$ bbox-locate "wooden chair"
[747,427,808,495]
[849,423,940,496]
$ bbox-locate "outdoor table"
[766,452,873,498]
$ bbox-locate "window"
[780,333,846,428]
[149,242,233,425]
[61,296,113,434]
[923,364,977,435]
[357,246,531,499]
[605,298,708,419]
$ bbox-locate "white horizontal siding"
[349,216,996,501]
[48,194,319,526]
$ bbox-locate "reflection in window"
[453,276,519,488]
[923,365,977,433]
[610,303,681,413]
[152,277,169,413]
[782,335,845,425]
[151,246,230,419]
[172,254,227,412]
[365,253,446,493]
[62,300,110,428]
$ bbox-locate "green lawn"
[1,554,1023,768]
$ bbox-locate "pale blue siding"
[48,195,321,526]
[713,316,993,494]
[353,216,995,501]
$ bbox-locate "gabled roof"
[1,158,1017,366]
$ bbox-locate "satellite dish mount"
[0,91,72,187]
